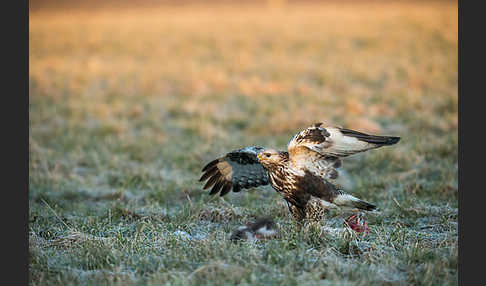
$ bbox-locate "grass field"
[29,1,458,285]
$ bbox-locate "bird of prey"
[199,122,400,221]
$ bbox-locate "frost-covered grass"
[29,2,457,285]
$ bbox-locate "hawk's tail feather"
[332,192,377,211]
[202,159,220,172]
[351,199,377,211]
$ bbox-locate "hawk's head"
[257,149,288,170]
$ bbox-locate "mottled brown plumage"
[199,123,400,221]
[258,150,376,221]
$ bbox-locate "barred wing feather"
[199,146,269,196]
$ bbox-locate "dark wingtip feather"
[202,159,219,172]
[386,136,400,145]
[199,172,209,182]
[339,128,400,146]
[203,174,220,190]
[219,182,232,196]
[199,166,218,182]
[209,180,225,195]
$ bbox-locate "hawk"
[199,123,400,221]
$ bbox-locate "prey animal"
[230,218,278,242]
[199,123,400,221]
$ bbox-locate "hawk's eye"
[264,153,271,158]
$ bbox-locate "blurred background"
[30,0,457,185]
[29,0,458,284]
[29,0,458,203]
[29,0,458,207]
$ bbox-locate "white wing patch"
[323,127,376,157]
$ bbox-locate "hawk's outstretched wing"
[287,123,400,177]
[199,146,270,196]
[288,122,400,157]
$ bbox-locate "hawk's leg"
[285,199,306,222]
[305,198,330,222]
